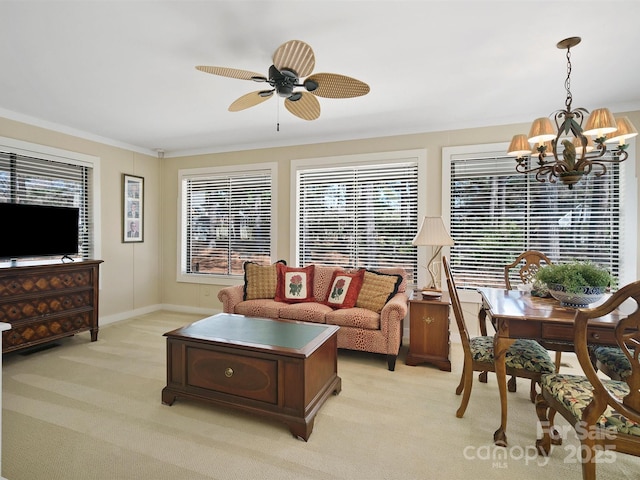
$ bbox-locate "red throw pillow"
[275,264,315,303]
[324,269,365,309]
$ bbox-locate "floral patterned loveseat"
[217,262,409,370]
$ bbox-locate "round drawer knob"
[591,332,600,340]
[224,367,234,378]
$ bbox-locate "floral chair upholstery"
[442,256,555,419]
[589,345,633,380]
[536,280,640,480]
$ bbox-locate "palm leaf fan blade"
[228,91,273,112]
[306,73,370,98]
[285,92,320,120]
[272,40,315,77]
[196,66,266,81]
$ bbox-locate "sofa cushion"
[278,302,333,323]
[355,269,402,313]
[275,264,315,303]
[313,265,343,302]
[324,269,365,309]
[326,307,380,330]
[243,260,285,300]
[234,299,285,319]
[374,267,408,293]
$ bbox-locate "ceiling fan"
[196,40,370,121]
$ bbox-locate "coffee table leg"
[161,387,177,406]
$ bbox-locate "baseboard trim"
[100,304,221,326]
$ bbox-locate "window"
[0,138,99,260]
[443,142,637,292]
[293,151,421,285]
[178,164,275,282]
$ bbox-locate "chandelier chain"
[565,47,573,110]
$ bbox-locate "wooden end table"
[405,292,451,371]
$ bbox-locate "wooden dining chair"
[535,280,640,480]
[442,256,555,418]
[504,250,565,373]
[503,250,552,290]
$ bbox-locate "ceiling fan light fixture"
[196,40,369,121]
[304,79,318,92]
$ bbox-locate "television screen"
[0,203,80,259]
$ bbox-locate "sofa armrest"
[379,292,409,333]
[217,284,244,313]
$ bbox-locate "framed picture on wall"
[122,173,144,243]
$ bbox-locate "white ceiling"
[2,1,640,158]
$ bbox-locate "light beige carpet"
[2,311,638,480]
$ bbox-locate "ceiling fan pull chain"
[277,99,280,132]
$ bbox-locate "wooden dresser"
[0,259,103,353]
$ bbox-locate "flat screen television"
[0,203,80,260]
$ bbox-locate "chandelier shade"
[527,118,555,144]
[507,134,531,157]
[582,108,617,137]
[507,36,637,189]
[605,116,638,145]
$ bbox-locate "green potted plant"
[533,260,616,307]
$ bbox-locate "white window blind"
[296,162,418,283]
[182,168,273,277]
[448,152,622,290]
[0,151,92,259]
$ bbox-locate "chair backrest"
[442,256,472,350]
[504,250,552,289]
[573,280,640,424]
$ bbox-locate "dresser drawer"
[0,269,93,297]
[0,291,92,322]
[186,347,278,404]
[2,311,93,351]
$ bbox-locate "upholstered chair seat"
[589,345,633,380]
[470,336,555,374]
[540,373,640,437]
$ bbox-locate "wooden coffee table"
[161,313,341,441]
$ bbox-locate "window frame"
[442,141,637,303]
[0,136,101,262]
[176,162,278,285]
[291,149,426,285]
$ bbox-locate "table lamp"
[411,216,454,292]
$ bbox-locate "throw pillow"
[355,269,403,313]
[243,260,286,300]
[275,264,315,303]
[324,269,365,309]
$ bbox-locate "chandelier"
[507,37,637,189]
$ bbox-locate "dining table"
[476,287,625,447]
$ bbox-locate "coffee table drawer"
[186,347,278,404]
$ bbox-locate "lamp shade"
[528,117,556,144]
[507,134,531,157]
[604,116,638,144]
[412,217,454,246]
[583,108,617,137]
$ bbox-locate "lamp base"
[420,288,443,299]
